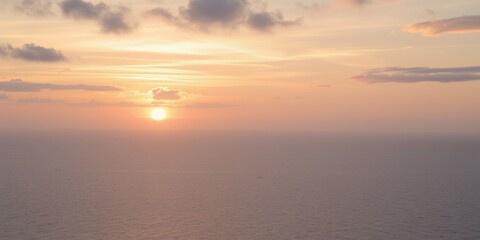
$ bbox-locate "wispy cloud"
[296,2,331,13]
[70,100,142,108]
[335,0,372,8]
[144,7,185,27]
[0,79,122,92]
[11,97,145,108]
[151,87,184,101]
[60,0,137,34]
[176,102,238,109]
[145,0,299,32]
[334,0,396,8]
[0,43,66,62]
[16,97,64,104]
[353,66,480,83]
[1,84,234,109]
[152,102,238,109]
[405,15,480,36]
[15,0,53,17]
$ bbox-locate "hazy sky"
[1,0,480,132]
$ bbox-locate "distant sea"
[1,131,479,240]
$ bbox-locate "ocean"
[1,131,479,239]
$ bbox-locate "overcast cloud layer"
[353,66,480,83]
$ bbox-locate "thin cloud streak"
[405,15,480,36]
[0,79,122,92]
[335,0,372,8]
[10,97,145,108]
[176,102,238,109]
[353,66,480,83]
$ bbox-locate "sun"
[150,108,167,121]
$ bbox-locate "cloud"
[0,93,8,100]
[335,0,372,8]
[144,7,184,27]
[11,97,144,107]
[0,43,66,62]
[151,87,183,100]
[176,102,238,109]
[0,79,122,92]
[60,0,137,34]
[16,97,64,104]
[353,66,480,83]
[296,2,331,13]
[180,0,248,28]
[405,15,480,36]
[152,102,238,109]
[333,0,397,8]
[425,9,436,19]
[15,0,53,17]
[146,0,299,32]
[247,11,299,31]
[70,100,142,108]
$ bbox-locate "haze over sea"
[1,131,480,240]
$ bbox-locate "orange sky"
[1,0,480,132]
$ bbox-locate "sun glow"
[150,108,167,121]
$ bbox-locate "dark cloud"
[15,0,53,17]
[0,79,122,92]
[405,15,480,36]
[0,43,66,62]
[247,11,299,31]
[180,0,248,27]
[60,0,137,34]
[151,87,183,100]
[61,0,101,19]
[146,0,298,32]
[353,66,480,83]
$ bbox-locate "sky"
[1,0,480,132]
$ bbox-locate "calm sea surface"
[1,131,479,240]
